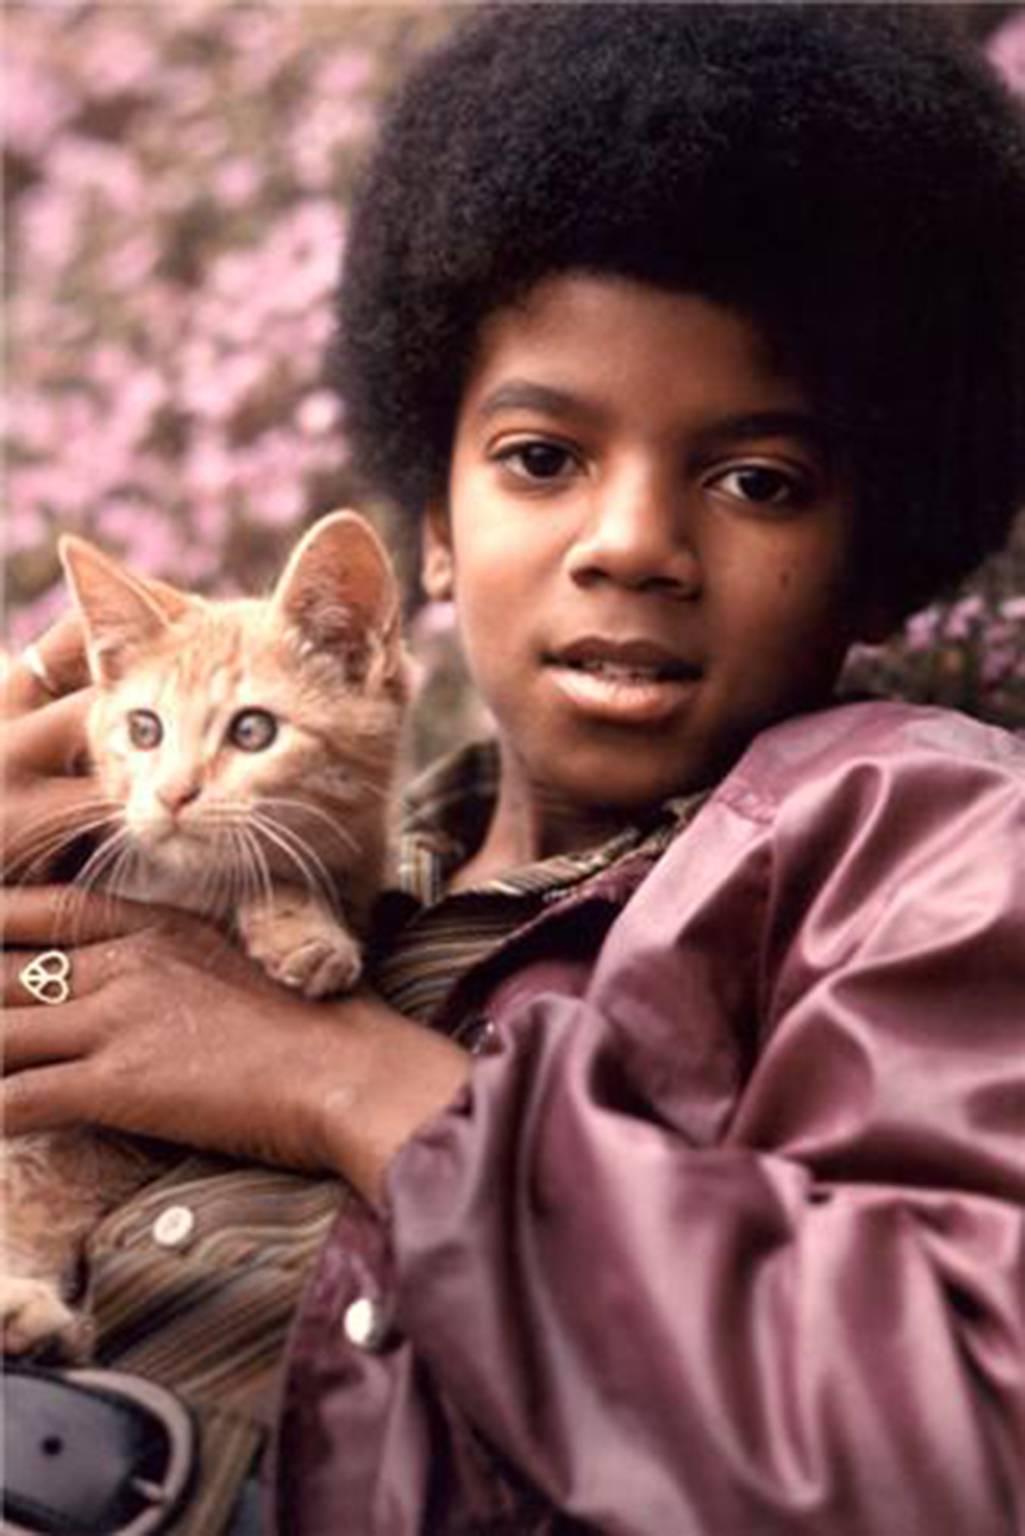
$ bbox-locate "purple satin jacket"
[275,702,1025,1534]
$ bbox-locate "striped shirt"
[372,739,702,1029]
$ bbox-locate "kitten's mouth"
[135,821,207,857]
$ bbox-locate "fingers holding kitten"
[0,886,154,947]
[2,690,101,882]
[1,939,116,1022]
[9,688,94,774]
[0,612,89,718]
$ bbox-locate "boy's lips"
[544,637,702,724]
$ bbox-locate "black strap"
[2,1365,196,1536]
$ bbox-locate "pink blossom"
[212,157,262,209]
[104,234,159,288]
[8,462,77,525]
[7,583,69,648]
[988,12,1025,97]
[223,8,282,53]
[186,433,236,497]
[296,390,341,437]
[17,185,82,268]
[190,497,231,545]
[5,504,48,553]
[78,26,157,99]
[288,101,373,189]
[156,65,216,117]
[941,594,984,641]
[50,138,144,212]
[980,643,1021,687]
[313,51,375,101]
[1,52,75,158]
[903,607,941,652]
[6,392,61,456]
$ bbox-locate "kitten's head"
[61,511,407,899]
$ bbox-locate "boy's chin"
[543,746,720,817]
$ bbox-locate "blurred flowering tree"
[4,1,452,634]
[3,1,1023,738]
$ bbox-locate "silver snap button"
[343,1296,388,1352]
[152,1204,196,1250]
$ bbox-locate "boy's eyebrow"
[473,386,827,450]
[473,381,590,421]
[693,411,829,451]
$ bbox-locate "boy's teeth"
[576,659,661,680]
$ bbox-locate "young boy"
[3,7,1025,1533]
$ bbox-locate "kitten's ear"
[59,535,190,684]
[273,511,402,676]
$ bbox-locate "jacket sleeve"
[384,718,1025,1534]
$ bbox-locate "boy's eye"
[127,709,163,750]
[710,464,807,508]
[497,440,577,482]
[228,708,278,752]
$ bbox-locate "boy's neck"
[448,770,636,891]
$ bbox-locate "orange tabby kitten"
[1,510,408,1357]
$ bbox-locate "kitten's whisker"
[239,825,274,912]
[219,818,259,910]
[19,823,126,915]
[252,809,341,886]
[224,827,245,907]
[72,830,135,910]
[63,829,138,944]
[256,797,363,856]
[248,829,274,911]
[8,804,123,884]
[212,842,234,915]
[226,829,250,912]
[332,776,392,806]
[249,815,337,911]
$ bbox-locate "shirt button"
[343,1296,389,1352]
[152,1204,196,1249]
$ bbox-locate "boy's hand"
[1,886,469,1203]
[1,614,100,883]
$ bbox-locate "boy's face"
[426,272,883,820]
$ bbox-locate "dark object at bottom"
[3,1364,196,1535]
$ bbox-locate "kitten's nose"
[157,778,201,814]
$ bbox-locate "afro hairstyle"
[335,3,1025,617]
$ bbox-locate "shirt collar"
[396,738,706,909]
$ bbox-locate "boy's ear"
[273,509,402,668]
[421,502,454,601]
[59,535,189,684]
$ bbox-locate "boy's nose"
[567,473,700,596]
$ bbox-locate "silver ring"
[21,642,59,698]
[19,949,72,1006]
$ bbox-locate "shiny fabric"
[276,702,1025,1535]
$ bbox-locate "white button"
[343,1296,387,1351]
[152,1205,196,1249]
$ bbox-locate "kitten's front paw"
[275,928,363,997]
[1,1275,91,1361]
[238,898,364,997]
[249,926,363,997]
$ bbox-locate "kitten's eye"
[229,708,278,752]
[127,709,163,750]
